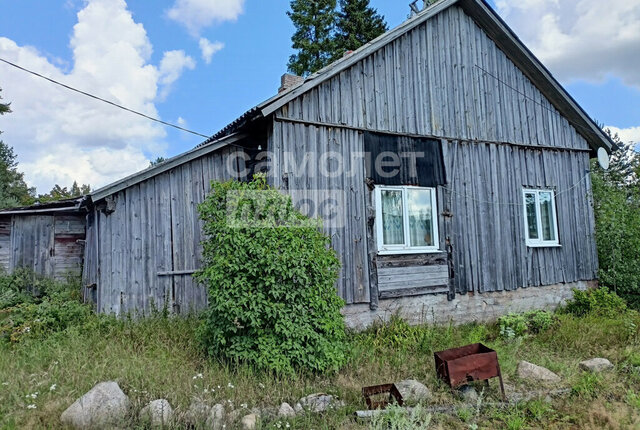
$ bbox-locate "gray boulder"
[139,399,173,427]
[241,413,258,429]
[517,361,561,383]
[205,403,225,429]
[60,381,130,429]
[579,358,614,373]
[456,385,478,403]
[395,379,431,404]
[185,399,210,425]
[297,393,344,413]
[278,402,296,418]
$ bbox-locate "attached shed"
[9,0,610,327]
[0,198,86,280]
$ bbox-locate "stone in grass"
[139,399,173,427]
[241,413,258,429]
[205,404,225,430]
[185,399,210,424]
[517,361,561,383]
[579,358,614,373]
[297,393,344,413]
[456,385,478,403]
[395,379,431,404]
[60,381,131,429]
[278,402,296,418]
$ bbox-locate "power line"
[474,64,603,140]
[0,57,210,139]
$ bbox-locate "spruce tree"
[335,0,388,58]
[287,0,338,76]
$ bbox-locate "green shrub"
[0,270,91,343]
[591,146,640,310]
[498,310,554,340]
[195,176,347,375]
[563,287,627,317]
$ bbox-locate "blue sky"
[0,0,638,192]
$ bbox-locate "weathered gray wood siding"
[442,141,597,294]
[269,4,597,301]
[278,5,589,152]
[268,122,370,304]
[84,147,240,316]
[0,214,85,279]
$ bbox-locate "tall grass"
[1,281,640,428]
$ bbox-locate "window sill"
[377,249,443,256]
[526,243,562,248]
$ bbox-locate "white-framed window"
[522,188,560,247]
[374,185,440,254]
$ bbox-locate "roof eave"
[90,132,247,202]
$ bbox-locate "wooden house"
[0,198,86,280]
[3,0,613,327]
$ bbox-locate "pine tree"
[335,0,387,58]
[0,88,35,209]
[287,0,338,77]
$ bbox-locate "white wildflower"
[49,384,57,391]
[258,383,265,389]
[227,382,234,389]
[27,404,36,409]
[241,403,247,409]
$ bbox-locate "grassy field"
[1,302,640,429]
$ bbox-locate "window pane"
[539,191,556,241]
[407,189,434,247]
[381,190,404,245]
[525,192,539,240]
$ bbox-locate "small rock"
[294,403,303,415]
[185,399,211,425]
[297,393,344,413]
[227,408,244,423]
[456,385,478,403]
[60,381,130,429]
[139,399,173,427]
[241,413,258,429]
[395,379,431,404]
[278,402,296,418]
[517,361,561,383]
[579,358,614,373]
[205,403,225,430]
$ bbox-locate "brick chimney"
[279,73,304,93]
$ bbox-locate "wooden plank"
[377,265,449,278]
[379,285,449,299]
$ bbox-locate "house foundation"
[342,281,596,330]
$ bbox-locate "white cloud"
[0,0,193,192]
[158,50,196,100]
[199,38,224,64]
[496,0,640,88]
[167,0,245,35]
[605,125,640,146]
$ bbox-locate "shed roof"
[0,196,85,215]
[210,0,613,153]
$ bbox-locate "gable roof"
[209,0,613,153]
[91,0,612,202]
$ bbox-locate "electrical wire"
[440,172,591,207]
[473,64,605,141]
[0,57,210,139]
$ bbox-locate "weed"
[369,403,432,430]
